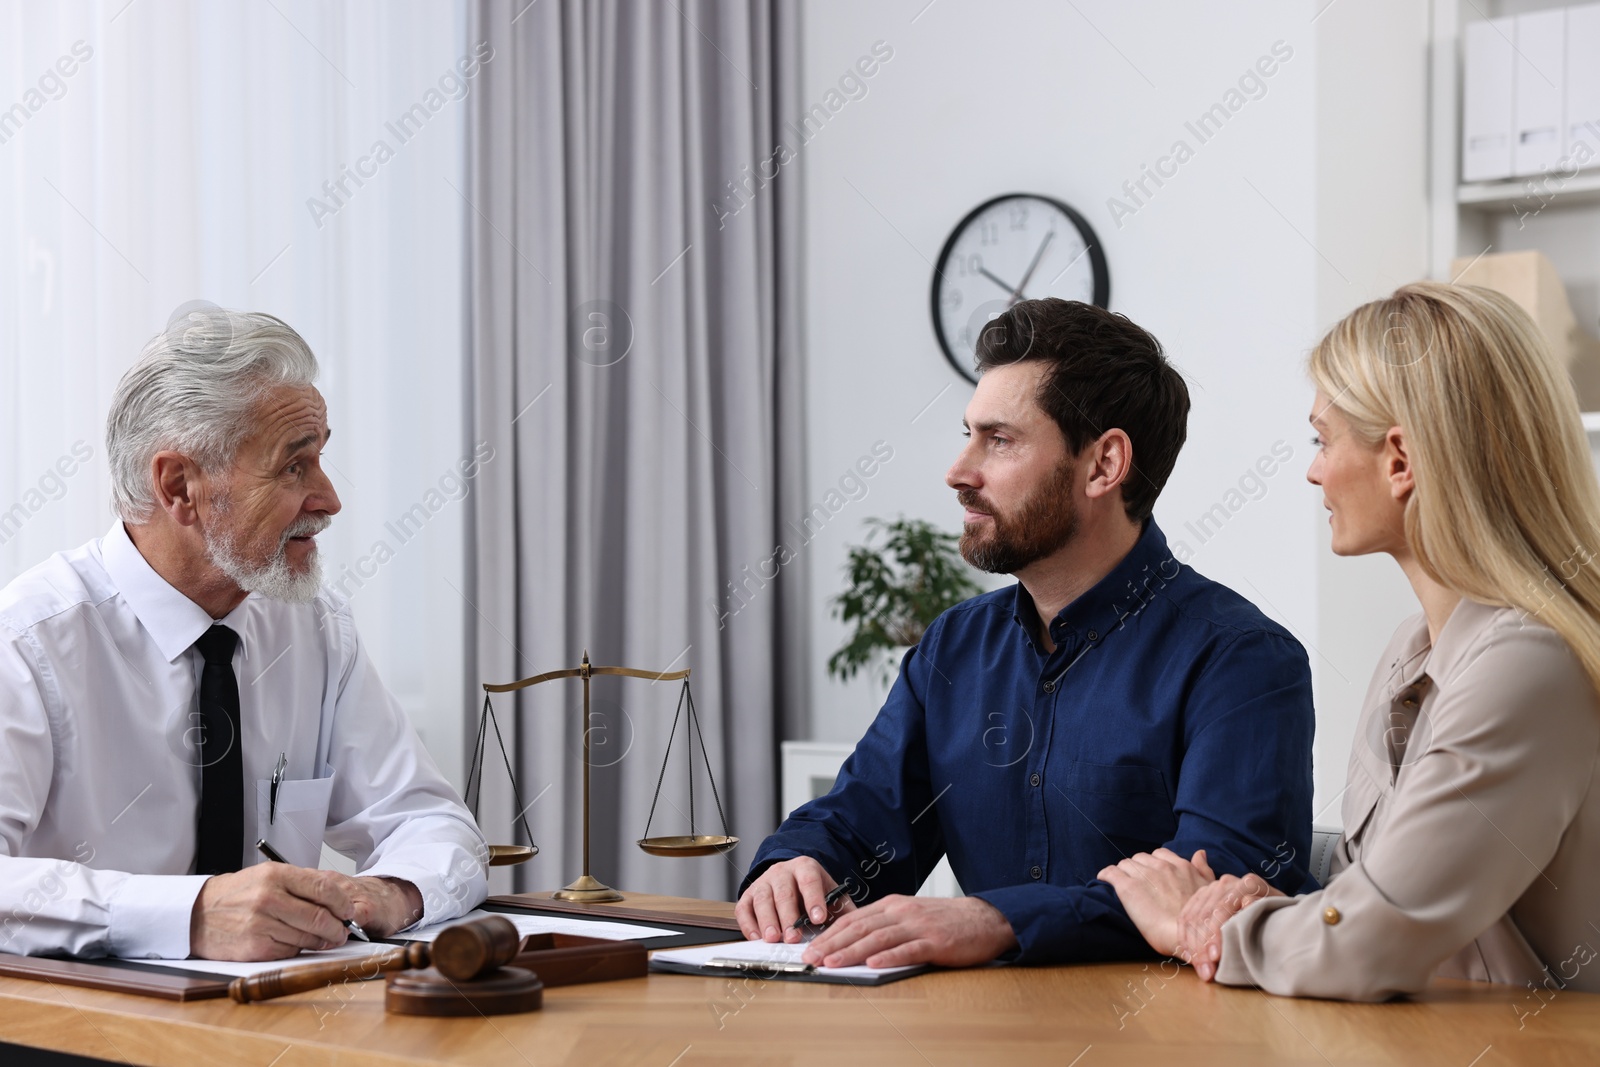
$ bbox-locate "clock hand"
[977,266,1020,296]
[1009,230,1055,304]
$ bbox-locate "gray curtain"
[465,0,807,900]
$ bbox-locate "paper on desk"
[126,940,396,979]
[389,908,680,943]
[650,938,923,981]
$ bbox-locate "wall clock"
[931,193,1110,384]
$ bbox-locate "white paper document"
[649,938,926,984]
[389,908,680,943]
[128,940,395,979]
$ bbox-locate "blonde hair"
[1309,281,1600,696]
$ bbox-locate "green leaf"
[826,516,985,683]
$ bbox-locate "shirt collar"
[1388,597,1504,690]
[101,521,240,663]
[1009,519,1177,649]
[1383,616,1432,691]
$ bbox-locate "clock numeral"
[978,221,1000,246]
[955,253,984,277]
[1008,204,1029,230]
[941,289,963,313]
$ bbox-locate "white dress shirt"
[0,523,488,959]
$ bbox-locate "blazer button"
[1030,865,1042,880]
[1030,772,1040,787]
[1323,906,1341,925]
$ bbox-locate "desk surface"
[1,891,1594,1066]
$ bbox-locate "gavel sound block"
[230,916,543,1017]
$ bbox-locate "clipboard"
[0,955,231,1001]
[648,940,931,986]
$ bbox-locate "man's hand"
[349,876,424,938]
[190,866,426,961]
[1096,848,1217,959]
[735,857,856,943]
[799,895,1017,969]
[189,864,360,961]
[1176,872,1282,981]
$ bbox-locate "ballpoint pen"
[255,838,369,941]
[790,882,853,936]
[269,752,286,826]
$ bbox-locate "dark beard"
[958,459,1078,574]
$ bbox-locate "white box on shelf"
[1463,16,1517,182]
[779,740,962,899]
[1513,9,1566,178]
[1567,3,1600,162]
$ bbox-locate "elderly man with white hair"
[0,309,487,962]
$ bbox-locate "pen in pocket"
[269,752,286,825]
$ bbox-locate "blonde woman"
[1100,281,1600,1001]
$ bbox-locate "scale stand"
[468,651,736,903]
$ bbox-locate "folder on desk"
[649,939,930,986]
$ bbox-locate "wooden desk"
[1,892,1595,1066]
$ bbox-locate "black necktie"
[194,625,243,875]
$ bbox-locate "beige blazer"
[1215,599,1600,1001]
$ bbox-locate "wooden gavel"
[229,915,522,1004]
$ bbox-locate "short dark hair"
[973,298,1189,522]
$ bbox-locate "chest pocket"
[255,773,335,868]
[1338,761,1386,860]
[1057,761,1173,877]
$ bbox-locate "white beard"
[205,504,330,604]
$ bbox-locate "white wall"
[1311,0,1432,819]
[797,0,1431,822]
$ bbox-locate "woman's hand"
[1097,848,1217,959]
[1177,872,1283,981]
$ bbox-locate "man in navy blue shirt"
[735,298,1314,968]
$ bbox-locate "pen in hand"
[791,881,853,937]
[255,838,369,942]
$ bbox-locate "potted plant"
[827,517,985,685]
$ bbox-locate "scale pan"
[488,844,538,866]
[636,835,739,857]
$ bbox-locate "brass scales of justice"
[464,651,737,902]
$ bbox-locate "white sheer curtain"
[0,0,474,784]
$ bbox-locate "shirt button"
[1030,865,1042,880]
[1323,906,1341,926]
[1043,680,1056,693]
[1030,773,1040,787]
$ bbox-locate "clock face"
[931,194,1110,383]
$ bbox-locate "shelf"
[1457,171,1600,212]
[1584,411,1600,435]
